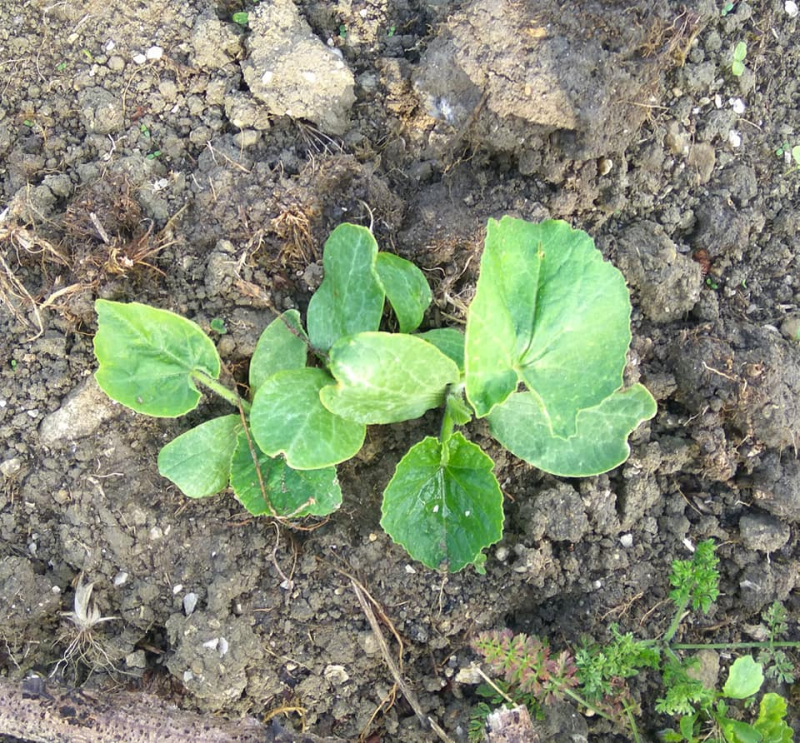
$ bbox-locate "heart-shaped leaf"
[249,310,308,393]
[465,218,632,435]
[306,224,385,352]
[250,367,365,469]
[417,328,465,372]
[380,433,504,572]
[157,415,241,497]
[94,299,221,417]
[376,252,432,333]
[320,332,460,424]
[230,431,342,517]
[487,385,657,477]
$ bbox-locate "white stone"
[786,1,799,17]
[146,46,163,60]
[133,53,147,65]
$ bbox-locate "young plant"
[93,218,657,571]
[731,41,747,77]
[472,542,798,742]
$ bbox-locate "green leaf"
[157,415,241,498]
[464,218,632,435]
[754,693,792,743]
[306,224,385,352]
[723,657,764,700]
[417,328,465,372]
[320,332,460,424]
[249,310,308,393]
[229,431,342,517]
[375,252,432,333]
[487,384,657,476]
[94,299,221,417]
[380,433,504,572]
[719,718,761,743]
[679,712,698,741]
[250,367,365,469]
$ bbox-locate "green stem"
[440,407,455,444]
[192,371,251,414]
[672,641,800,651]
[562,688,615,724]
[662,599,690,646]
[622,700,642,743]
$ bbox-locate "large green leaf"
[417,328,465,372]
[754,693,793,743]
[380,433,504,572]
[230,431,342,517]
[723,657,764,700]
[320,332,460,424]
[94,299,221,417]
[306,224,385,352]
[719,718,761,743]
[487,385,657,477]
[250,367,365,469]
[375,252,432,333]
[157,415,241,498]
[249,310,308,393]
[465,218,632,435]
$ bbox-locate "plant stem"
[672,641,800,651]
[440,407,455,445]
[662,601,689,645]
[562,688,615,724]
[192,371,251,414]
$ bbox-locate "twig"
[350,579,455,743]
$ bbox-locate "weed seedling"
[210,317,228,335]
[93,218,656,572]
[472,541,799,742]
[232,12,249,26]
[731,41,747,76]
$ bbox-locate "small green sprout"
[139,123,151,138]
[338,24,347,38]
[56,61,68,72]
[720,1,735,15]
[146,150,161,160]
[232,12,249,26]
[387,25,396,37]
[705,276,719,290]
[23,120,34,128]
[9,359,17,371]
[731,41,747,76]
[81,49,93,63]
[210,317,227,335]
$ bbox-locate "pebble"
[787,1,799,17]
[113,571,128,587]
[133,53,147,65]
[619,533,634,548]
[739,512,790,552]
[0,457,22,477]
[146,46,163,60]
[183,592,198,615]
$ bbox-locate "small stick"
[350,579,455,743]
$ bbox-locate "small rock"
[241,0,355,135]
[323,664,350,685]
[192,15,242,69]
[77,87,125,134]
[39,378,120,447]
[132,53,147,65]
[780,315,800,341]
[0,458,22,478]
[126,650,147,668]
[455,666,483,684]
[619,533,634,548]
[686,648,719,689]
[183,593,198,616]
[739,513,790,553]
[146,46,163,60]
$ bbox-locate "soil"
[1,0,799,741]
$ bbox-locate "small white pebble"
[132,53,147,65]
[592,579,603,590]
[359,8,368,16]
[0,400,6,407]
[786,1,799,17]
[183,670,194,683]
[51,585,61,594]
[728,130,742,148]
[172,584,183,594]
[729,97,746,114]
[113,572,128,587]
[149,526,163,540]
[202,638,219,651]
[146,46,163,60]
[404,564,417,574]
[218,637,229,657]
[619,533,634,548]
[495,545,509,562]
[714,94,723,108]
[183,593,198,615]
[26,409,39,418]
[104,40,116,52]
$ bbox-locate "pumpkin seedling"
[93,218,656,572]
[730,41,747,76]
